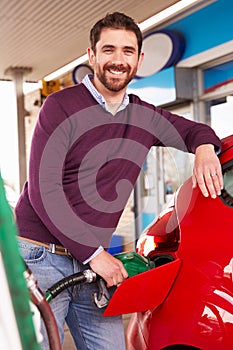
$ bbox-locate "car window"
[221,162,233,207]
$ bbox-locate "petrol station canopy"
[0,0,180,82]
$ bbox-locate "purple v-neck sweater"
[15,83,221,262]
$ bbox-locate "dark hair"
[90,12,142,56]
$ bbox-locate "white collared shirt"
[82,74,129,114]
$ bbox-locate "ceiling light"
[139,0,200,31]
[44,54,88,81]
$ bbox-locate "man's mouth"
[106,65,129,76]
[109,69,125,75]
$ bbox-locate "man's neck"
[92,77,126,112]
[105,101,122,115]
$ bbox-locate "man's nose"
[111,50,124,64]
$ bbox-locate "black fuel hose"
[45,269,97,302]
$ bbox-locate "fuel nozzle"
[114,251,155,277]
[93,252,155,309]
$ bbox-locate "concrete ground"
[62,324,75,349]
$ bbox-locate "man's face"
[88,28,143,93]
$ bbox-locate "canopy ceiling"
[1,0,179,81]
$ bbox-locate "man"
[15,12,223,350]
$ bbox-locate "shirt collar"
[82,74,129,113]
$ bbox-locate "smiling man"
[88,27,143,97]
[16,12,223,350]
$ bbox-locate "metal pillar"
[4,67,32,191]
[192,68,207,123]
[133,176,143,248]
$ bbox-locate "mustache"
[104,63,131,73]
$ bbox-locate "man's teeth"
[109,69,124,75]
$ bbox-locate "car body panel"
[104,258,181,316]
[126,135,233,349]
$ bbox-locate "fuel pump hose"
[45,269,97,302]
[24,266,61,350]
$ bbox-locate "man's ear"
[87,47,95,66]
[137,52,144,71]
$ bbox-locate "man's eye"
[103,49,113,53]
[124,49,134,55]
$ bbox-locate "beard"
[96,63,137,92]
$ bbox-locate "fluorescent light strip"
[139,0,199,31]
[44,0,199,81]
[44,53,88,81]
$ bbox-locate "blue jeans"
[18,240,126,350]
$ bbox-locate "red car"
[105,135,233,350]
